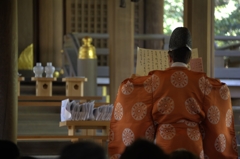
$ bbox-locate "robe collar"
[171,62,188,68]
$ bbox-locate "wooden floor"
[32,156,59,159]
[17,141,71,156]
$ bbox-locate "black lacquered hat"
[169,27,192,51]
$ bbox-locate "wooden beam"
[18,96,102,101]
[38,0,63,68]
[144,0,164,49]
[108,0,134,103]
[184,0,215,77]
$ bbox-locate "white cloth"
[171,62,188,68]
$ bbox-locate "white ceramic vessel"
[45,62,55,78]
[33,62,44,77]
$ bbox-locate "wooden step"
[17,135,108,141]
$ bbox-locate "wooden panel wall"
[18,0,33,57]
[108,0,134,103]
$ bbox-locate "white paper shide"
[60,99,113,122]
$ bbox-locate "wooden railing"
[63,33,240,80]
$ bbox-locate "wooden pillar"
[144,0,164,49]
[0,0,18,142]
[184,0,215,77]
[18,77,25,96]
[38,0,63,68]
[108,0,134,103]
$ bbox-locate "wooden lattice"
[66,0,108,66]
[65,0,144,67]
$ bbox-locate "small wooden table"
[59,121,110,145]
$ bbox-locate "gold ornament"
[78,37,97,59]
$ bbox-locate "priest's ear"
[168,51,173,66]
[130,74,139,78]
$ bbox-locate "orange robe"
[108,67,238,159]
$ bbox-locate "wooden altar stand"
[62,77,87,96]
[31,77,57,96]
